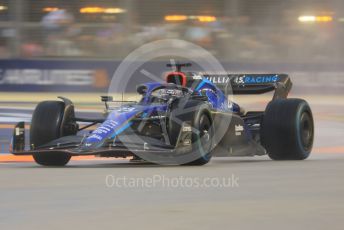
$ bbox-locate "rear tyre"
[169,99,214,166]
[261,98,314,160]
[30,101,71,166]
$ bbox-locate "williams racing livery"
[10,63,314,166]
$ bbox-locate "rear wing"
[203,74,292,100]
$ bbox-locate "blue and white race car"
[10,63,314,166]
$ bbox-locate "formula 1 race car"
[10,63,314,166]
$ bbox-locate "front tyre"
[169,100,214,166]
[30,101,71,166]
[261,98,314,160]
[184,111,214,165]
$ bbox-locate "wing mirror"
[101,96,113,110]
[137,85,147,95]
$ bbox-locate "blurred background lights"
[165,15,216,22]
[0,5,8,11]
[43,7,60,12]
[298,15,333,23]
[80,7,126,14]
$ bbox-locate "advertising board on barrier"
[0,69,109,87]
[0,59,114,92]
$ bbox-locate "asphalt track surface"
[0,93,343,229]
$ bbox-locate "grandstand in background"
[0,0,343,63]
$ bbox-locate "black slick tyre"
[30,101,71,166]
[261,99,314,160]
